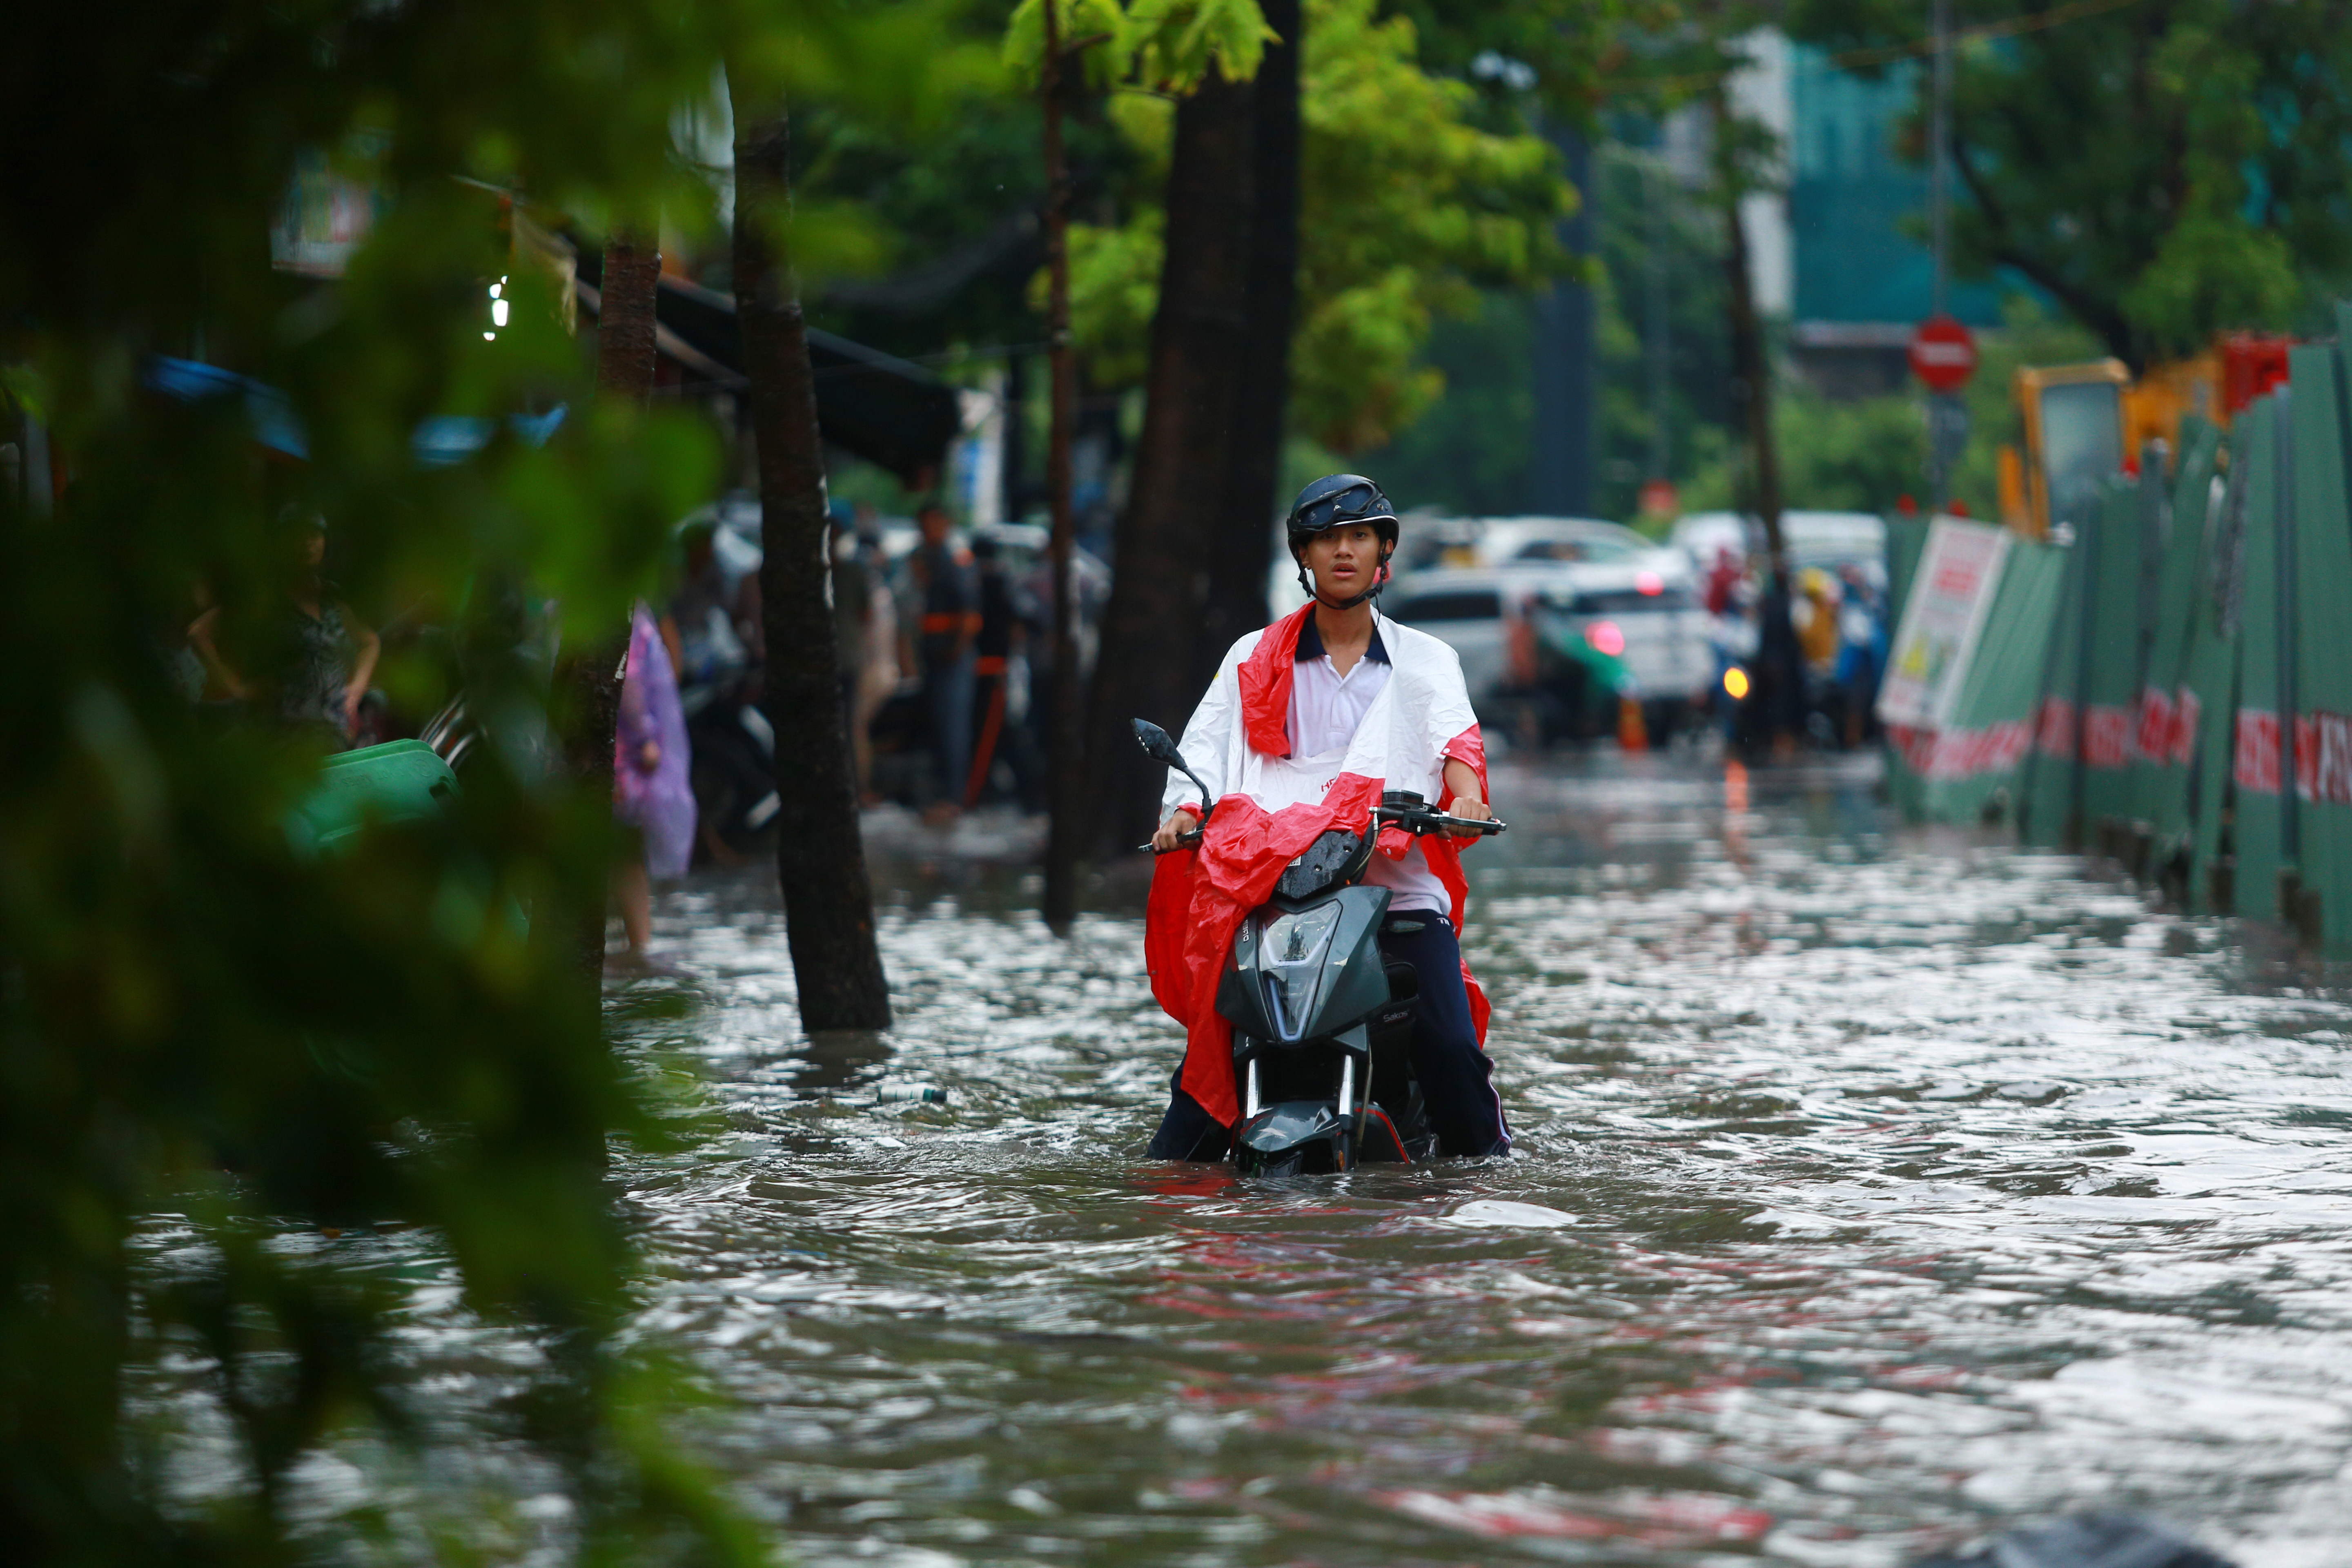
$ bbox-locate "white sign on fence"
[1878,515,2009,729]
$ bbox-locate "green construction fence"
[1881,314,2352,953]
[1881,514,1932,819]
[2129,419,2222,868]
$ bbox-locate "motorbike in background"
[673,604,780,861]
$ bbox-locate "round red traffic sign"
[1908,314,1978,394]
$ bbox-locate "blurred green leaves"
[0,2,982,1563]
[1003,0,1276,92]
[1784,0,2352,366]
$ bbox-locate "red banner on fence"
[2135,685,2175,763]
[1891,720,2035,781]
[2227,710,2352,801]
[2295,712,2352,804]
[2037,696,2076,760]
[2236,709,2282,795]
[2172,689,2200,766]
[2082,705,2134,768]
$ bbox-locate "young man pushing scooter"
[1143,474,1511,1161]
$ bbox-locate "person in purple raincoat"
[613,603,696,963]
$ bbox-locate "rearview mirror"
[1133,717,1217,832]
[1131,718,1184,767]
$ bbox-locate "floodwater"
[605,749,2352,1567]
[160,749,2352,1564]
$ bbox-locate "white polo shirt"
[1288,615,1450,914]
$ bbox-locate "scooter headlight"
[1257,903,1343,1041]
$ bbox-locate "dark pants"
[1147,915,1511,1160]
[920,643,975,804]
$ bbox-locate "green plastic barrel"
[286,738,460,859]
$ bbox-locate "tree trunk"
[596,232,663,397]
[555,640,626,984]
[1712,85,1800,746]
[1082,73,1258,854]
[1712,100,1782,574]
[1196,0,1301,695]
[559,228,661,984]
[1040,7,1087,934]
[730,89,892,1029]
[1000,350,1029,524]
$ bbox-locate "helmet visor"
[1291,482,1394,536]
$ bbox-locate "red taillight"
[1635,570,1663,596]
[1587,620,1626,657]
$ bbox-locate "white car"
[1523,559,1716,735]
[1385,515,1711,741]
[1673,509,1888,590]
[1383,567,1557,713]
[1466,514,1661,571]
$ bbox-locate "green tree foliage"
[1666,301,2106,521]
[1677,382,1924,515]
[1590,143,1735,519]
[0,4,978,1561]
[1381,0,1636,118]
[752,2,1078,366]
[1058,0,1567,451]
[1366,141,1735,523]
[777,1,1271,379]
[787,97,1062,361]
[1005,0,1278,90]
[1785,0,2352,367]
[1353,294,1539,516]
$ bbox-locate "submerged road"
[608,749,2352,1566]
[157,749,2352,1564]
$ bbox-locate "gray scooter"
[1134,719,1505,1176]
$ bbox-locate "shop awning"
[574,255,961,484]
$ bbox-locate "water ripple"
[143,751,2352,1566]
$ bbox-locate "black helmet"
[1285,474,1397,555]
[1285,474,1398,608]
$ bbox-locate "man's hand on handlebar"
[1445,795,1493,837]
[1441,757,1491,837]
[1152,807,1202,853]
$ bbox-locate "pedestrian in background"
[262,509,380,750]
[1795,567,1844,745]
[964,532,1035,808]
[850,521,898,804]
[907,501,978,822]
[1749,570,1806,757]
[1796,567,1842,675]
[671,518,760,685]
[829,508,870,736]
[1835,564,1888,747]
[613,602,695,966]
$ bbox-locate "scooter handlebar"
[1139,811,1500,854]
[1372,804,1507,837]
